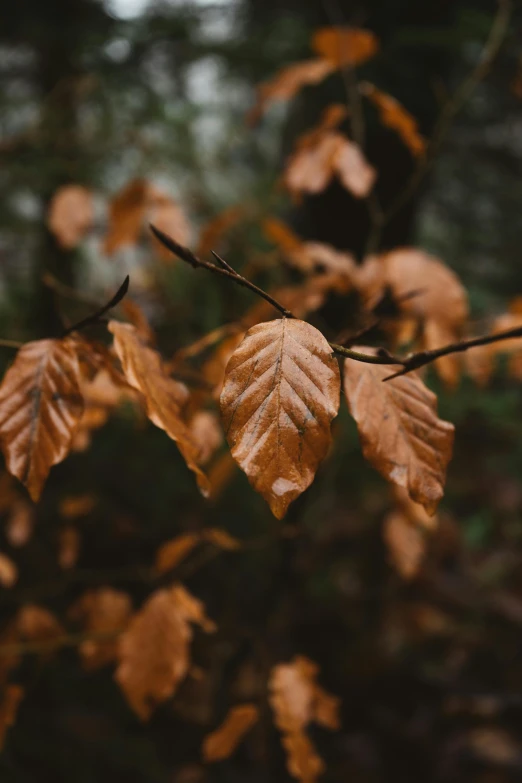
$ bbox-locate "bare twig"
[151,226,522,379]
[63,275,130,336]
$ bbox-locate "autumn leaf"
[115,584,215,720]
[156,528,240,575]
[189,410,223,465]
[196,205,243,257]
[220,318,340,518]
[109,321,210,496]
[104,178,149,254]
[148,188,192,261]
[269,656,340,783]
[57,526,80,569]
[422,319,462,389]
[247,59,334,125]
[383,510,426,580]
[357,248,469,331]
[202,704,259,762]
[70,588,132,670]
[5,500,33,547]
[343,347,454,514]
[48,185,94,249]
[283,130,375,199]
[302,242,356,279]
[0,553,17,588]
[311,27,378,68]
[0,338,85,500]
[0,684,23,751]
[59,494,97,518]
[360,82,426,157]
[120,299,156,345]
[263,218,354,277]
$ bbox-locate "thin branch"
[150,226,405,367]
[0,338,24,350]
[63,275,130,336]
[382,0,511,225]
[151,227,522,378]
[384,323,522,380]
[150,224,295,319]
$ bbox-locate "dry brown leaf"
[360,82,426,157]
[109,321,210,496]
[383,510,426,579]
[70,588,132,670]
[59,494,97,519]
[48,185,94,249]
[0,339,84,500]
[5,500,34,547]
[156,528,240,575]
[58,525,80,570]
[343,347,454,514]
[302,242,356,279]
[196,206,243,257]
[358,249,468,331]
[262,218,313,271]
[155,534,200,574]
[269,656,340,783]
[0,553,17,588]
[189,410,223,465]
[284,131,375,199]
[207,450,237,500]
[202,704,259,762]
[104,178,149,254]
[248,59,334,125]
[16,604,64,647]
[392,485,438,532]
[0,684,23,751]
[116,584,215,720]
[220,319,340,518]
[203,528,240,550]
[311,27,378,68]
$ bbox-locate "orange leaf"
[104,178,149,254]
[70,588,132,670]
[360,82,426,157]
[422,319,462,389]
[311,27,378,68]
[0,553,17,588]
[0,339,84,500]
[284,131,375,199]
[196,206,243,257]
[115,584,215,720]
[5,500,34,547]
[109,321,210,496]
[0,684,23,751]
[48,185,94,249]
[202,704,259,762]
[148,189,192,261]
[220,319,340,518]
[59,494,97,519]
[343,347,454,514]
[189,410,223,465]
[247,59,334,125]
[120,299,156,345]
[383,510,426,580]
[155,534,200,574]
[269,656,340,783]
[357,248,468,331]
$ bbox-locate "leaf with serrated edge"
[0,339,84,500]
[343,347,454,514]
[220,318,340,518]
[109,321,210,496]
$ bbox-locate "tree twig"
[151,226,522,379]
[63,275,130,336]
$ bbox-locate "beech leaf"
[48,185,94,249]
[343,347,454,514]
[269,656,340,783]
[202,704,259,762]
[115,584,215,720]
[0,339,85,500]
[311,27,378,68]
[220,318,340,519]
[360,82,426,157]
[109,321,210,496]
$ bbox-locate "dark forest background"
[1,0,522,781]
